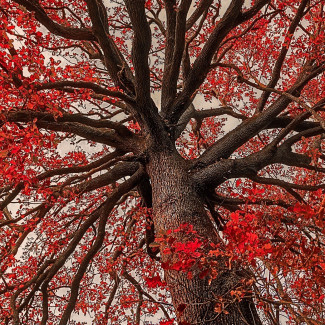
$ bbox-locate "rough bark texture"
[148,149,262,324]
[3,0,324,324]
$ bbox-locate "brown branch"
[278,126,324,150]
[58,205,111,325]
[19,168,144,324]
[103,273,120,323]
[186,0,213,31]
[12,0,95,41]
[40,279,49,324]
[250,175,325,193]
[162,0,177,104]
[124,0,152,106]
[121,1,169,141]
[211,193,290,209]
[5,110,137,150]
[122,270,171,320]
[36,81,135,104]
[84,0,135,92]
[44,151,121,179]
[147,7,166,36]
[183,6,210,80]
[255,0,310,112]
[174,104,245,139]
[195,63,325,167]
[192,128,322,193]
[164,0,270,124]
[0,183,24,211]
[268,116,321,132]
[74,162,140,194]
[161,0,191,111]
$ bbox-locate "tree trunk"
[147,149,262,325]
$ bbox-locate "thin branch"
[255,0,310,112]
[122,270,171,320]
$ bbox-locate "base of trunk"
[147,151,262,325]
[167,269,262,325]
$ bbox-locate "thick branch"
[12,0,95,40]
[162,0,177,108]
[75,162,140,194]
[36,81,134,104]
[5,111,137,150]
[164,0,270,123]
[211,193,290,209]
[195,65,324,167]
[84,0,134,89]
[124,0,152,106]
[192,133,318,192]
[161,0,191,111]
[174,104,245,139]
[250,175,325,192]
[186,0,213,30]
[38,151,120,181]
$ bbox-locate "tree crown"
[0,0,325,324]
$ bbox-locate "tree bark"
[147,149,262,325]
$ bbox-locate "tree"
[0,0,325,323]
